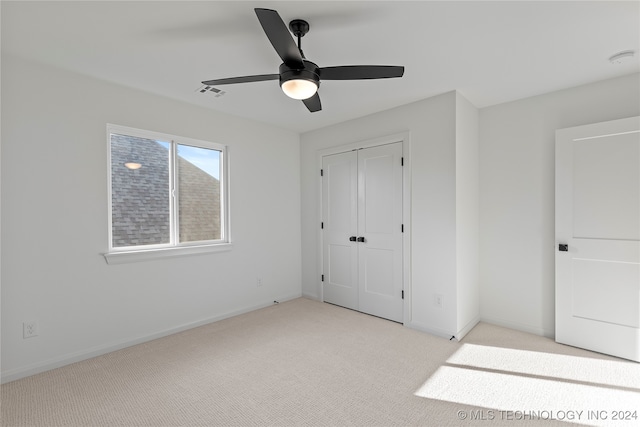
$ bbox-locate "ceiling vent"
[195,84,227,98]
[609,50,635,64]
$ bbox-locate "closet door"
[358,143,404,322]
[322,142,403,322]
[322,151,358,310]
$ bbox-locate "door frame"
[317,132,411,325]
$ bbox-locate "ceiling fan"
[201,8,405,113]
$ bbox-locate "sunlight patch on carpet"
[414,344,640,427]
[447,343,640,389]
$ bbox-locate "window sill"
[103,243,232,265]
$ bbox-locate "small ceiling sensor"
[609,50,635,64]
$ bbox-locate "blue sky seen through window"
[157,141,220,179]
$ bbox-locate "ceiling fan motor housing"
[279,60,320,88]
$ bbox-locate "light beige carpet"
[2,298,639,426]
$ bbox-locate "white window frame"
[104,124,231,264]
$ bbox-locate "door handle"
[349,236,357,242]
[558,244,568,252]
[357,236,366,243]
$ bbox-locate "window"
[105,124,229,263]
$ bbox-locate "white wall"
[1,55,302,382]
[301,91,471,337]
[455,93,480,337]
[480,73,640,337]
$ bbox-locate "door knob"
[559,244,568,252]
[349,236,357,242]
[357,236,366,243]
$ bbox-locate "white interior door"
[322,151,358,310]
[322,143,404,322]
[555,116,640,362]
[357,143,404,322]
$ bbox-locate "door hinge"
[320,169,323,177]
[321,222,324,229]
[402,290,404,299]
[321,274,324,282]
[401,224,404,233]
[401,157,404,166]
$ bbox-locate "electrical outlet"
[256,277,263,287]
[23,320,39,339]
[434,294,443,309]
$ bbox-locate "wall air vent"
[195,85,227,98]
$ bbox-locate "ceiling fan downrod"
[289,19,309,59]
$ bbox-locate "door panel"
[362,154,395,234]
[327,244,355,287]
[572,134,639,240]
[363,248,395,297]
[327,157,356,233]
[572,258,639,328]
[556,117,640,362]
[322,152,358,310]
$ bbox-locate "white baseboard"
[301,292,321,301]
[480,315,554,339]
[406,321,457,341]
[1,292,302,384]
[406,316,480,342]
[273,292,303,304]
[456,315,480,340]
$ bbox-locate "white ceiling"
[2,1,639,133]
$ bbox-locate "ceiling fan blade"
[201,74,279,86]
[302,93,322,112]
[319,65,404,80]
[255,8,304,69]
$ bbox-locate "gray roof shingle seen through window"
[111,134,220,247]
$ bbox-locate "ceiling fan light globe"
[281,79,318,100]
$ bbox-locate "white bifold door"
[322,142,403,323]
[555,116,640,362]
